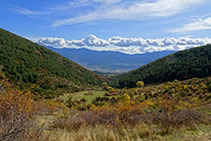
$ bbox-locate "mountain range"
[46,46,175,73]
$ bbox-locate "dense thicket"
[0,28,105,95]
[111,44,211,88]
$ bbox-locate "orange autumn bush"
[0,90,34,117]
[0,80,34,116]
[0,81,43,141]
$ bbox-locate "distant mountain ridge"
[111,44,211,88]
[46,46,175,73]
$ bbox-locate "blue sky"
[0,0,211,54]
[0,0,211,39]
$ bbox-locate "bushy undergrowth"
[0,80,49,141]
[49,77,211,140]
[52,108,209,132]
[50,108,210,140]
[1,77,211,141]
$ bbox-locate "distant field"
[59,90,107,103]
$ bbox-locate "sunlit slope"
[0,28,105,94]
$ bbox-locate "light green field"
[71,90,107,103]
[59,90,107,104]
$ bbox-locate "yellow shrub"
[145,99,154,107]
[136,81,144,87]
[121,93,130,103]
[90,104,98,111]
[110,88,117,93]
[0,90,34,116]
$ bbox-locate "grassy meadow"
[60,90,107,103]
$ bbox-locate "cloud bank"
[37,35,211,54]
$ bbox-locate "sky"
[0,0,211,54]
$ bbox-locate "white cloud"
[36,35,211,54]
[50,0,121,10]
[12,7,44,16]
[53,0,204,27]
[11,0,205,27]
[170,17,211,33]
[11,0,121,20]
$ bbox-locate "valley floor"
[0,77,211,141]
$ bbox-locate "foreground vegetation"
[1,72,210,140]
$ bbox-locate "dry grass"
[44,123,211,141]
[51,109,209,132]
[52,110,119,131]
[48,106,210,141]
[46,125,146,141]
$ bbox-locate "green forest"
[0,28,105,97]
[111,44,211,88]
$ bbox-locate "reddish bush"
[0,83,46,141]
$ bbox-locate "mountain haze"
[46,47,175,73]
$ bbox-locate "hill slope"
[111,44,211,88]
[0,28,105,96]
[46,47,175,73]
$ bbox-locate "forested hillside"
[111,44,211,88]
[0,28,105,97]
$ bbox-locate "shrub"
[151,109,208,132]
[84,91,93,95]
[80,98,87,103]
[52,110,119,131]
[136,81,144,87]
[120,93,130,103]
[102,82,107,90]
[206,79,211,92]
[92,97,109,106]
[0,90,40,141]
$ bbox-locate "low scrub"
[52,110,119,131]
[52,108,209,133]
[0,81,46,141]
